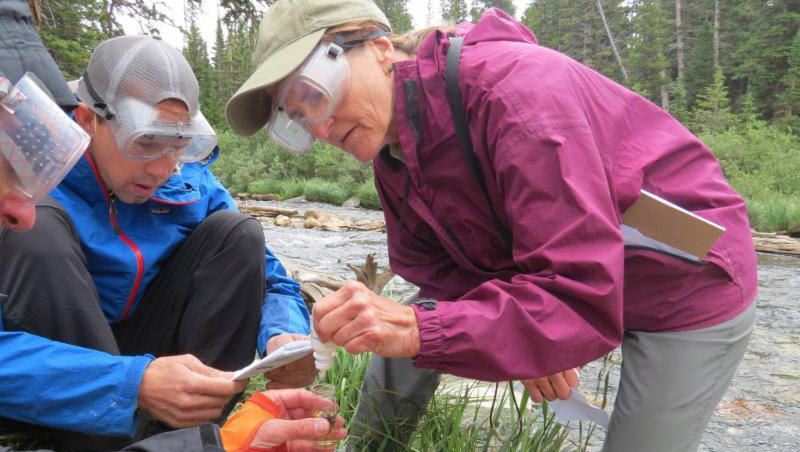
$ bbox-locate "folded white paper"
[549,390,610,429]
[231,340,313,381]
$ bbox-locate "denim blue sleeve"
[199,155,311,356]
[0,331,153,436]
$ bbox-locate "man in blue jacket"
[0,32,313,451]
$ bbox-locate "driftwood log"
[751,231,800,256]
[286,253,395,311]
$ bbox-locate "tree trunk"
[582,14,591,63]
[596,0,629,82]
[675,0,684,83]
[713,0,720,71]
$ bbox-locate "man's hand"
[265,333,317,389]
[521,368,580,403]
[249,389,346,451]
[313,281,420,358]
[138,355,246,428]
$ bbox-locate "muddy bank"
[252,199,800,451]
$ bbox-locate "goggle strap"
[333,29,390,51]
[81,71,115,120]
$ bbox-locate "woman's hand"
[521,368,580,403]
[249,389,346,451]
[313,281,420,357]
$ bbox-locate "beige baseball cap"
[225,0,391,136]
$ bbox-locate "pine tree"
[471,0,517,22]
[38,0,106,79]
[776,29,800,119]
[737,91,762,128]
[669,80,691,126]
[441,0,469,23]
[690,69,737,134]
[183,9,219,129]
[628,0,673,105]
[521,0,630,84]
[374,0,413,33]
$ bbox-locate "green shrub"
[356,179,382,210]
[303,178,351,205]
[703,123,800,231]
[247,178,284,196]
[279,179,308,199]
[746,196,800,232]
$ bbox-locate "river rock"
[788,222,800,238]
[342,197,360,208]
[304,217,322,229]
[274,215,290,227]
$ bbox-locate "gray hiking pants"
[347,300,755,452]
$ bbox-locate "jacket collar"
[57,145,221,206]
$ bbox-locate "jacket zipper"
[86,155,145,321]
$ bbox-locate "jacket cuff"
[118,354,156,435]
[410,303,446,370]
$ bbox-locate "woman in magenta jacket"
[226,1,758,451]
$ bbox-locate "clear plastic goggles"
[0,73,90,200]
[268,41,351,153]
[107,98,218,163]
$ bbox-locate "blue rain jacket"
[0,147,309,436]
[0,309,153,436]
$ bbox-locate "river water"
[254,199,800,451]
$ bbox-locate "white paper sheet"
[231,340,313,380]
[549,390,610,429]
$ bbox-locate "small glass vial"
[309,382,339,448]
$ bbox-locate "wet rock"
[788,222,800,238]
[274,215,290,227]
[342,197,360,208]
[351,219,386,232]
[304,217,322,229]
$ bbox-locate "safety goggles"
[105,98,218,163]
[0,73,90,201]
[268,30,388,153]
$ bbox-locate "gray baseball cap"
[225,0,391,136]
[77,35,200,119]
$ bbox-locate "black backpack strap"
[445,36,513,247]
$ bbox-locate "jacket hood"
[457,8,537,47]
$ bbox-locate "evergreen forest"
[34,0,800,232]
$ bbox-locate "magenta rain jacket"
[373,9,758,382]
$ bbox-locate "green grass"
[703,123,800,232]
[296,349,603,452]
[1,349,607,452]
